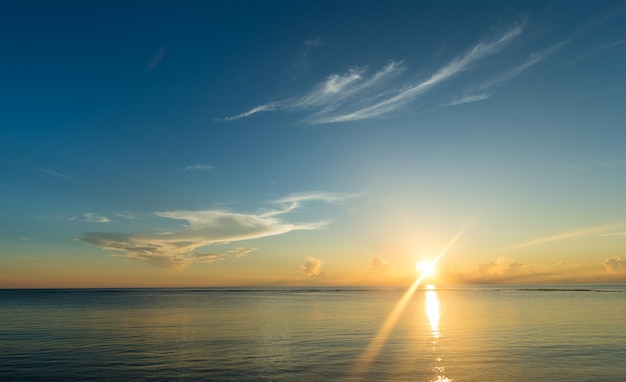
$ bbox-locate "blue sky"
[1,1,626,287]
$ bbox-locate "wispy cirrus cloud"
[221,102,285,121]
[184,163,214,171]
[599,231,626,237]
[564,37,626,66]
[81,192,354,270]
[444,39,566,107]
[42,169,76,182]
[221,23,524,124]
[443,93,491,107]
[229,247,256,258]
[146,47,166,72]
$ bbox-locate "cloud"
[146,47,166,72]
[221,23,523,124]
[113,212,139,220]
[301,256,325,278]
[228,247,256,258]
[190,252,228,264]
[81,193,352,270]
[53,214,77,221]
[367,257,391,276]
[478,256,526,276]
[267,191,358,216]
[293,37,324,78]
[184,163,214,171]
[602,257,626,272]
[444,40,566,107]
[84,212,110,223]
[564,37,626,66]
[303,37,323,48]
[600,231,626,237]
[443,93,491,107]
[497,223,624,253]
[42,169,76,182]
[220,102,285,121]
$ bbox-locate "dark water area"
[1,285,625,381]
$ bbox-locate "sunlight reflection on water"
[1,286,625,381]
[425,285,452,382]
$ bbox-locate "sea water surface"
[1,284,625,381]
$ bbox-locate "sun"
[416,260,437,277]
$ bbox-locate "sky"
[1,0,626,287]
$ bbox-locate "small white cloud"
[84,213,110,223]
[367,257,391,276]
[602,257,626,272]
[301,256,325,278]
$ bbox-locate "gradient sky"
[2,0,626,287]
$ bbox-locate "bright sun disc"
[416,260,436,277]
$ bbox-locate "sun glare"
[416,260,436,277]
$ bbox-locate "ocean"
[1,284,625,381]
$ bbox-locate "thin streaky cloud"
[473,39,567,94]
[294,37,324,78]
[222,24,522,124]
[319,24,523,123]
[564,37,626,66]
[146,47,166,72]
[224,61,403,124]
[113,212,139,220]
[553,163,585,171]
[42,169,76,182]
[497,223,624,253]
[264,191,359,216]
[599,231,626,237]
[220,101,285,121]
[229,247,256,258]
[305,61,403,108]
[185,163,214,171]
[294,67,366,108]
[222,24,523,125]
[579,4,626,34]
[443,93,491,107]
